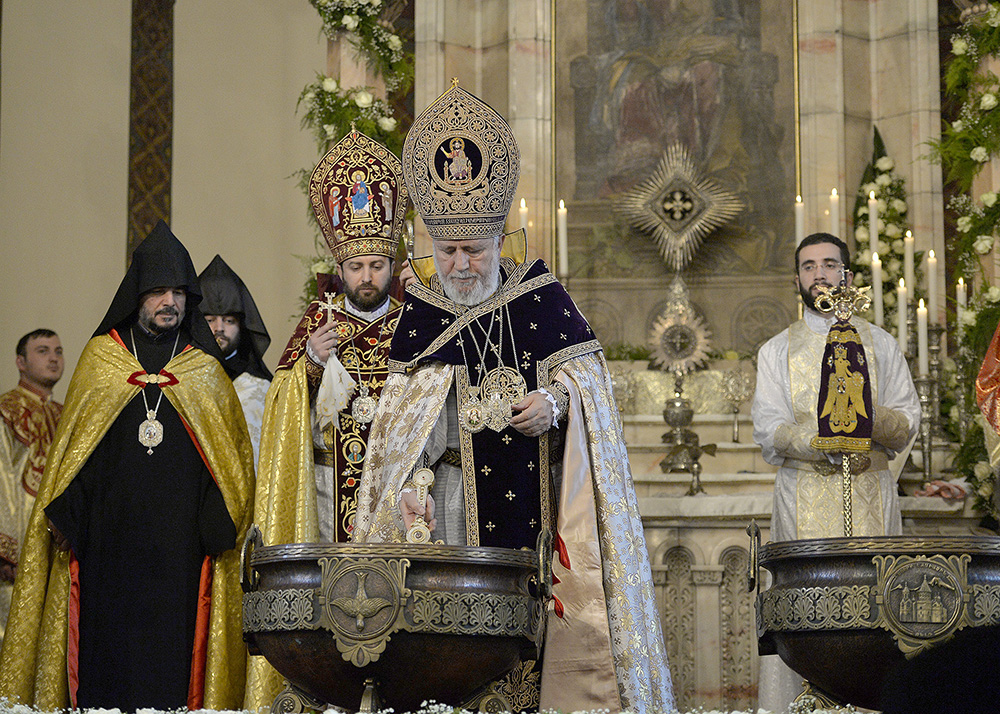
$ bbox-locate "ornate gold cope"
[813,282,872,537]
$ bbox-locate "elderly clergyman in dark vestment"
[0,221,254,712]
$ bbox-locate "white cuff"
[305,339,326,366]
[537,388,560,428]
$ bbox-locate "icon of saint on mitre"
[328,186,342,228]
[440,137,473,184]
[350,168,373,221]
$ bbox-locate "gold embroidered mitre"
[402,79,520,241]
[310,129,408,263]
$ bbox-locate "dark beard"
[799,282,831,312]
[344,281,391,312]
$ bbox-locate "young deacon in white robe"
[751,233,920,710]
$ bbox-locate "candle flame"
[558,199,565,210]
[919,298,925,308]
[831,188,838,197]
[795,195,802,203]
[905,230,912,238]
[899,278,906,288]
[520,198,526,209]
[869,191,876,200]
[872,252,880,261]
[958,277,965,286]
[929,249,935,259]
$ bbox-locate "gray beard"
[435,250,501,307]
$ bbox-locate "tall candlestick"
[868,191,879,247]
[871,252,884,326]
[519,198,528,233]
[917,299,928,375]
[904,230,915,296]
[795,195,804,245]
[897,278,908,353]
[829,188,840,236]
[557,199,568,277]
[927,250,938,322]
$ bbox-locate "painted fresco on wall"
[558,0,795,279]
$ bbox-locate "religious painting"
[555,0,797,351]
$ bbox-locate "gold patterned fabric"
[0,335,253,711]
[353,352,674,713]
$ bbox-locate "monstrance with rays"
[649,275,716,495]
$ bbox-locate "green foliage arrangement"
[296,0,414,306]
[850,128,922,337]
[931,3,1000,522]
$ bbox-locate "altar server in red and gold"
[244,129,407,710]
[353,80,674,714]
[0,221,254,712]
[0,330,64,645]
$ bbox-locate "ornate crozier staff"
[811,273,874,537]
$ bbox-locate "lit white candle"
[917,298,928,375]
[904,230,915,297]
[927,250,938,322]
[519,198,528,233]
[871,252,884,327]
[897,278,908,353]
[829,188,840,235]
[868,191,879,247]
[557,199,568,277]
[795,195,804,245]
[957,276,967,329]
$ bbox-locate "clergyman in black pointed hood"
[0,220,254,711]
[198,254,272,381]
[199,254,272,465]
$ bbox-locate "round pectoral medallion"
[460,395,486,433]
[138,412,163,454]
[352,395,378,424]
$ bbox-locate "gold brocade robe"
[243,296,400,711]
[0,334,254,711]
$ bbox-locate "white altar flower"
[877,198,888,212]
[957,215,973,232]
[302,91,316,105]
[983,191,998,207]
[875,173,892,187]
[983,93,999,111]
[884,223,902,239]
[979,480,994,499]
[862,182,878,196]
[341,13,360,30]
[388,34,403,51]
[353,90,374,108]
[312,259,335,276]
[974,234,995,254]
[371,0,382,7]
[971,146,990,162]
[855,226,870,242]
[858,248,872,265]
[952,37,968,55]
[877,240,890,255]
[875,156,895,172]
[884,290,896,308]
[323,123,337,139]
[953,119,965,132]
[987,286,1000,303]
[378,116,398,131]
[887,258,901,275]
[961,308,978,327]
[892,239,904,254]
[322,77,338,93]
[892,198,908,213]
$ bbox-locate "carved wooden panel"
[661,546,695,711]
[720,546,756,712]
[127,0,174,259]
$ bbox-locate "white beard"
[435,243,501,306]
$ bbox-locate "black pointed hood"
[198,255,272,380]
[94,220,224,361]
